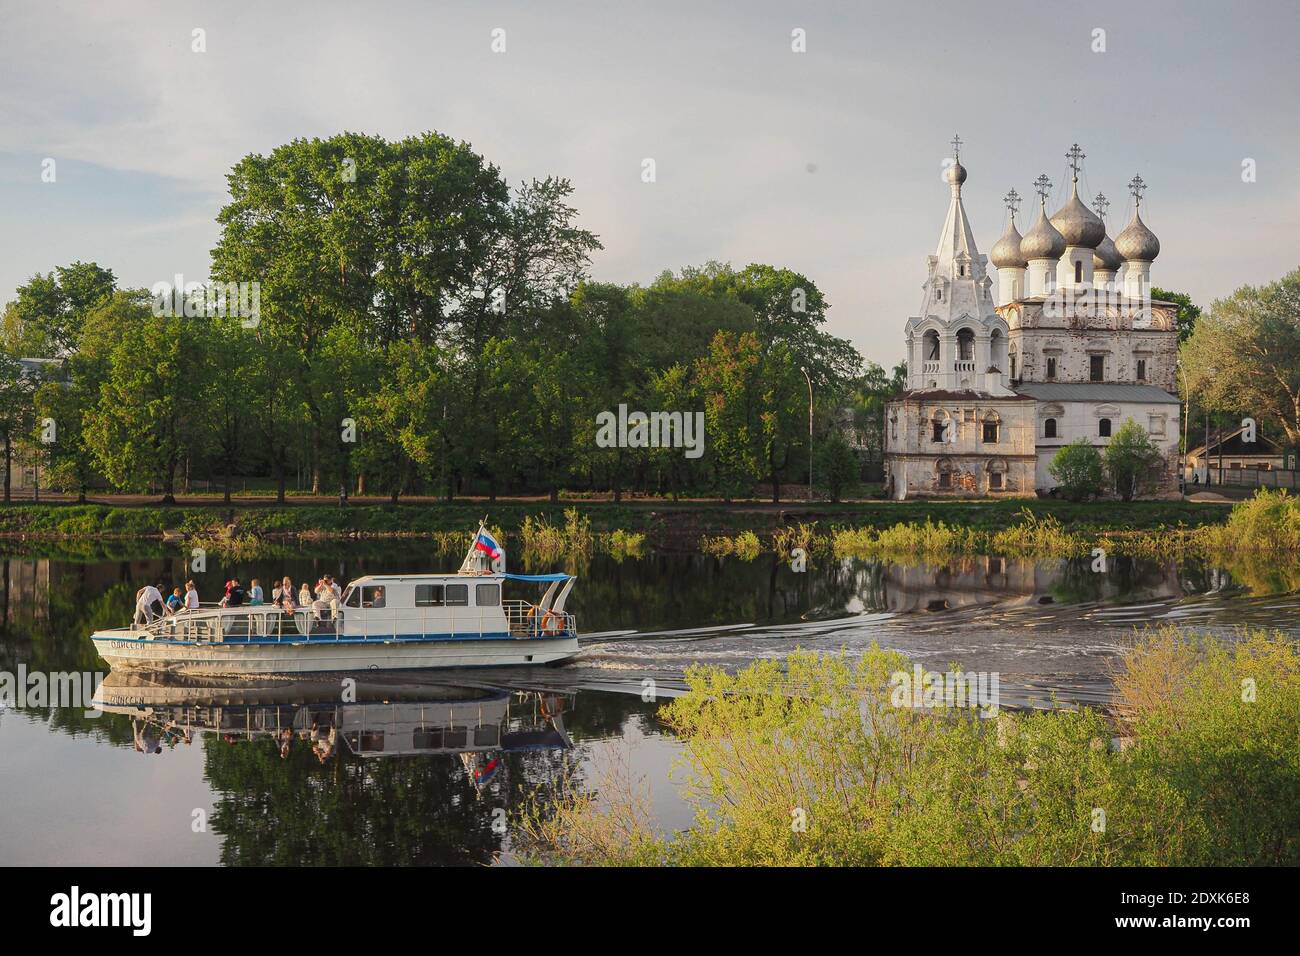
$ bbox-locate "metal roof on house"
[1013,382,1180,404]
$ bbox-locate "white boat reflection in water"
[91,671,573,771]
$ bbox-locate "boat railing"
[131,601,576,642]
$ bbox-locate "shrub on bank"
[518,627,1299,866]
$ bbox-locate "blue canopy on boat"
[501,572,571,582]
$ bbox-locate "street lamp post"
[1178,360,1189,499]
[800,366,813,502]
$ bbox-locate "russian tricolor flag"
[475,757,500,784]
[474,529,502,560]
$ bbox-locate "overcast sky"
[1,0,1297,367]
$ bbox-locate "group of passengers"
[133,580,200,625]
[133,574,346,626]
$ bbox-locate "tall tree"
[83,300,210,502]
[0,348,33,502]
[211,132,511,492]
[9,262,117,356]
[1181,267,1300,444]
[1151,287,1202,344]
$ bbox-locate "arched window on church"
[924,330,940,362]
[957,328,974,361]
[1099,418,1112,438]
[982,411,1000,444]
[1044,418,1057,438]
[931,411,950,444]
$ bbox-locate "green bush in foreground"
[518,627,1299,866]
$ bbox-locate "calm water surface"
[2,543,1297,865]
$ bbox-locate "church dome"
[1049,182,1106,248]
[990,219,1027,269]
[944,160,967,186]
[1020,206,1066,260]
[1093,233,1123,271]
[1115,208,1160,261]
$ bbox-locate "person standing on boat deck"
[298,581,312,607]
[249,578,264,606]
[134,583,165,626]
[184,580,200,611]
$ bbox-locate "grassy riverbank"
[518,627,1300,866]
[0,497,1230,543]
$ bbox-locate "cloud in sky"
[1,0,1297,366]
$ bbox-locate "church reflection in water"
[877,554,1185,615]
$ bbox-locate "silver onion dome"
[944,160,968,186]
[1049,182,1106,248]
[1093,233,1123,271]
[1115,208,1160,261]
[990,218,1028,269]
[1020,205,1066,260]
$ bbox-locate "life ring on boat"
[539,610,564,635]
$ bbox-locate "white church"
[884,138,1181,499]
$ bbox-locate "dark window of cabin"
[473,725,499,747]
[443,728,467,748]
[1136,359,1146,381]
[1090,355,1104,381]
[347,730,384,752]
[475,583,500,607]
[1046,356,1057,379]
[413,728,442,749]
[344,587,361,608]
[415,584,444,607]
[361,585,386,608]
[444,584,469,607]
[1099,418,1112,437]
[1044,418,1057,438]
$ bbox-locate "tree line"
[1,132,906,505]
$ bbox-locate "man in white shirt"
[134,583,165,626]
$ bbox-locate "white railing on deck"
[133,602,576,643]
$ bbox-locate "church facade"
[885,139,1181,499]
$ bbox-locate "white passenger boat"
[90,528,581,676]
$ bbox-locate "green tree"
[9,262,117,356]
[83,301,211,501]
[1151,287,1201,344]
[1049,439,1105,502]
[1181,267,1300,445]
[1104,419,1166,501]
[816,429,860,502]
[0,348,34,502]
[212,131,510,493]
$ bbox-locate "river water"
[2,542,1296,865]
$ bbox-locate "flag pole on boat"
[460,515,504,574]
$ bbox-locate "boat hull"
[90,629,579,676]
